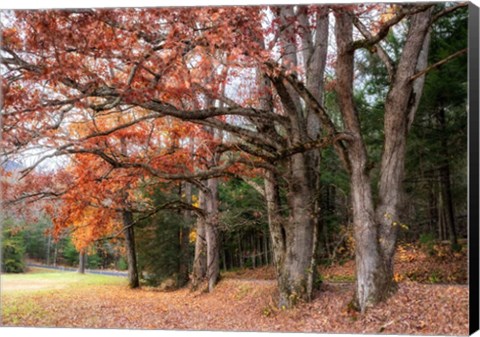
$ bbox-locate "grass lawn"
[1,267,126,294]
[1,268,127,326]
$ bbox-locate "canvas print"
[0,2,475,335]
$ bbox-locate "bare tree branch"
[431,2,468,23]
[409,47,467,82]
[266,62,352,172]
[351,14,395,82]
[349,4,434,51]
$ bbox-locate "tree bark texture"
[259,6,329,308]
[263,158,319,308]
[335,10,390,311]
[334,7,434,312]
[375,6,434,287]
[261,85,319,307]
[122,210,140,288]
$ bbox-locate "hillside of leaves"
[226,241,468,285]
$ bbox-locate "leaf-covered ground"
[320,243,467,285]
[226,241,468,284]
[1,266,469,335]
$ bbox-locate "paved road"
[27,263,128,277]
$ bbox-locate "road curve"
[27,263,128,277]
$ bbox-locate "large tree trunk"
[350,156,392,309]
[261,79,319,307]
[269,68,319,308]
[190,177,220,293]
[335,7,433,312]
[122,210,140,288]
[260,6,328,308]
[254,6,329,308]
[264,159,319,308]
[287,153,319,304]
[191,191,207,289]
[375,7,434,290]
[334,10,391,311]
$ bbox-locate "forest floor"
[226,241,468,285]
[1,243,469,335]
